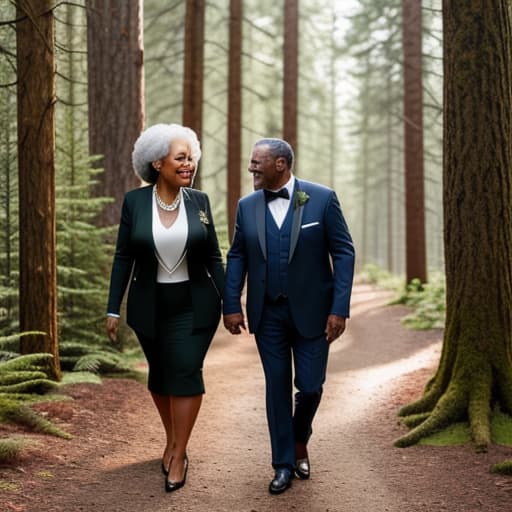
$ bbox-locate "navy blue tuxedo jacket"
[107,185,224,339]
[223,179,355,338]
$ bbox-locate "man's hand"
[325,314,346,344]
[106,316,120,343]
[223,313,246,335]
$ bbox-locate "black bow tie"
[264,188,290,202]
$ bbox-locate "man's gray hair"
[132,123,201,184]
[254,138,294,169]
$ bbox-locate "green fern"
[0,397,71,439]
[0,378,58,394]
[0,353,53,373]
[0,370,48,385]
[397,275,446,330]
[0,436,25,463]
[73,352,133,374]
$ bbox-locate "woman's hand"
[106,316,120,343]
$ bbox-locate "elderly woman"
[106,123,224,492]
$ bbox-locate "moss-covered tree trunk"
[396,0,512,451]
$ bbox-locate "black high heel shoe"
[162,452,188,476]
[164,456,189,493]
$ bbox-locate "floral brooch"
[294,191,310,209]
[199,210,210,225]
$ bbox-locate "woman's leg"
[167,394,202,482]
[151,392,175,468]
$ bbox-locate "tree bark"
[227,0,242,239]
[402,0,427,283]
[283,0,299,162]
[16,0,60,379]
[86,0,144,226]
[397,0,512,451]
[183,0,205,190]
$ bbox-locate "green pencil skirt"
[136,281,216,396]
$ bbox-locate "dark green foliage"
[0,379,58,394]
[0,370,48,385]
[360,263,403,289]
[392,275,445,329]
[0,2,18,337]
[60,340,135,375]
[0,351,70,438]
[0,396,71,439]
[0,1,116,366]
[54,3,116,352]
[0,353,53,373]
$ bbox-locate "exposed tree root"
[401,412,430,429]
[395,387,466,448]
[396,354,497,450]
[398,386,441,417]
[468,362,492,452]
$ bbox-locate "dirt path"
[2,284,512,511]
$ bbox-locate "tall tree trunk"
[183,0,205,190]
[86,0,144,226]
[16,0,60,379]
[397,0,512,451]
[386,68,394,273]
[227,0,242,239]
[402,0,427,283]
[283,0,299,164]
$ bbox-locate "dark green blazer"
[107,185,224,339]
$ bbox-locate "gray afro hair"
[132,123,202,184]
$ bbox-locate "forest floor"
[2,283,512,512]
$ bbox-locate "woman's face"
[156,138,195,189]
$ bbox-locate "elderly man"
[223,138,355,494]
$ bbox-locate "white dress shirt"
[267,175,295,229]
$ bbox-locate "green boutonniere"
[294,191,310,209]
[199,210,209,225]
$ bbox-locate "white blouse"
[152,187,189,283]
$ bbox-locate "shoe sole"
[269,481,292,495]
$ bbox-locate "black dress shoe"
[295,457,310,479]
[165,456,189,493]
[269,468,293,494]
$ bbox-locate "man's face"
[248,144,280,191]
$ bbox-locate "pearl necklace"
[155,188,181,211]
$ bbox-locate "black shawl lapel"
[289,179,304,262]
[255,190,267,260]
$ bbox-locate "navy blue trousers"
[255,298,329,470]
